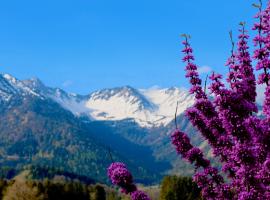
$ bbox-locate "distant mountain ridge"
[0,73,167,183]
[0,74,41,102]
[0,73,203,183]
[0,73,195,128]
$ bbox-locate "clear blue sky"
[0,0,260,94]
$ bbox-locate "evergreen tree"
[93,185,106,200]
[160,176,201,200]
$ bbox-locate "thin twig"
[175,101,179,129]
[228,30,235,88]
[229,30,235,53]
[204,74,209,93]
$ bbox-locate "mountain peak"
[0,73,17,83]
[28,77,43,85]
[0,72,195,127]
[0,73,42,102]
[82,86,194,127]
[22,77,46,91]
[89,85,155,110]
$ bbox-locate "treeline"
[0,166,96,185]
[0,177,116,200]
[159,176,202,200]
[0,168,202,200]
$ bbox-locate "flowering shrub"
[107,162,150,200]
[108,1,270,199]
[172,1,270,199]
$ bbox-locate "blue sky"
[0,0,260,94]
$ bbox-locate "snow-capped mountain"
[86,86,157,126]
[140,87,194,125]
[85,86,194,127]
[0,74,41,102]
[22,78,91,115]
[0,73,195,127]
[53,86,194,127]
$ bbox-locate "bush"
[160,176,201,200]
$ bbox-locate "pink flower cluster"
[107,1,270,200]
[107,162,150,200]
[171,1,270,199]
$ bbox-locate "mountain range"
[20,75,195,128]
[0,73,204,184]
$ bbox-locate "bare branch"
[175,101,179,129]
[204,74,209,93]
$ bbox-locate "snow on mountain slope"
[38,84,194,127]
[50,88,92,116]
[84,86,194,127]
[22,78,91,115]
[0,73,41,101]
[85,86,158,127]
[0,73,194,128]
[140,87,195,124]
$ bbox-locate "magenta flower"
[170,2,270,199]
[107,162,150,200]
[107,1,270,200]
[131,191,151,200]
